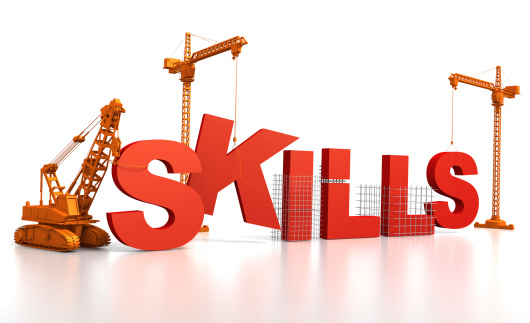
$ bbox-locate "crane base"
[474,219,514,230]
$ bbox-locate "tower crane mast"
[448,66,520,230]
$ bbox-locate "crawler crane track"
[80,224,111,248]
[14,224,80,251]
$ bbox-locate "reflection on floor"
[2,228,529,323]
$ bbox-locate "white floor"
[1,226,529,323]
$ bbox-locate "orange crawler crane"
[449,66,520,230]
[14,99,125,251]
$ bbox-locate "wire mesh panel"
[271,174,282,240]
[273,181,434,240]
[357,185,435,237]
[356,184,382,217]
[311,176,322,240]
[271,175,321,241]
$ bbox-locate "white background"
[1,1,530,322]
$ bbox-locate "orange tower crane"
[163,33,248,184]
[448,66,520,230]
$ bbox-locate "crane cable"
[51,114,101,165]
[446,88,463,167]
[503,71,514,85]
[233,56,243,181]
[233,56,239,148]
[58,120,100,166]
[191,34,218,44]
[451,88,454,145]
[472,67,495,78]
[446,88,459,152]
[169,37,185,59]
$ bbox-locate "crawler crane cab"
[14,99,125,251]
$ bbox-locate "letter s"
[107,140,203,250]
[426,152,479,229]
